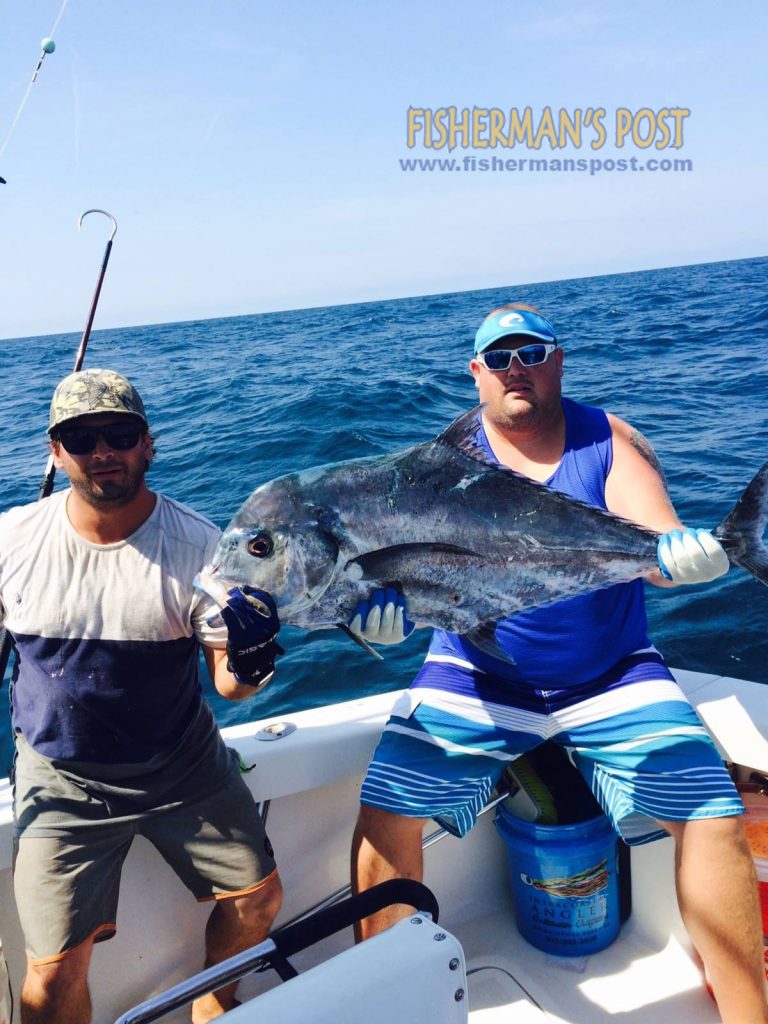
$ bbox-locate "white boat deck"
[460,910,719,1023]
[196,902,720,1024]
[1,666,764,1023]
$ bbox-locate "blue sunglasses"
[477,343,557,371]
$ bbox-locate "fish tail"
[714,461,768,585]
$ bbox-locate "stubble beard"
[488,393,545,433]
[71,459,149,508]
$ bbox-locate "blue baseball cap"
[474,308,557,355]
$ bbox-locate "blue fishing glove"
[220,586,284,688]
[657,528,729,584]
[348,587,415,645]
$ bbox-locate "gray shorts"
[13,731,277,964]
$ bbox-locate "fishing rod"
[0,208,118,686]
[37,210,118,498]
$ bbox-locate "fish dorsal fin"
[434,403,534,477]
[433,405,489,464]
[433,403,660,538]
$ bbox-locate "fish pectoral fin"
[347,543,481,580]
[462,621,516,665]
[336,623,384,661]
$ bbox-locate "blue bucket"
[496,803,620,956]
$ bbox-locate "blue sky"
[0,1,766,339]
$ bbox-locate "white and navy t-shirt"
[0,490,227,765]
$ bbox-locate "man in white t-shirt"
[0,369,284,1024]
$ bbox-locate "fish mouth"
[194,566,237,625]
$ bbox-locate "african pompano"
[198,407,768,657]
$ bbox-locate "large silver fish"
[198,407,768,658]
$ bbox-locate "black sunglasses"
[56,422,145,455]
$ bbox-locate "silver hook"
[78,208,118,241]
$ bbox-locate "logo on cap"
[497,312,525,328]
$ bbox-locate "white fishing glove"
[657,528,729,584]
[348,587,415,645]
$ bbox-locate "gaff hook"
[78,208,118,242]
[73,209,118,372]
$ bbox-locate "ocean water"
[1,256,767,775]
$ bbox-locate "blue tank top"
[428,398,651,687]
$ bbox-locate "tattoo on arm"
[629,430,670,494]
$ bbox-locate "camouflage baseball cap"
[48,369,148,434]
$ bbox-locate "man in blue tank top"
[350,305,767,1023]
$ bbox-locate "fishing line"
[47,0,69,38]
[0,0,69,163]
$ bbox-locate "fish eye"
[247,532,274,558]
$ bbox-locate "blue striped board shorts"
[360,647,744,844]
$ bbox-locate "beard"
[485,393,546,433]
[70,458,150,507]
